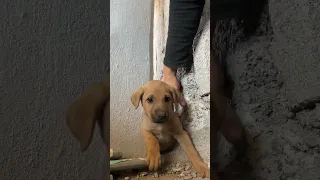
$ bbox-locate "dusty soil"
[112,162,210,180]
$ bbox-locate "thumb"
[179,96,187,107]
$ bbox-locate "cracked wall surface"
[0,0,109,179]
[153,0,210,164]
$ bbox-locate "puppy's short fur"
[66,76,110,152]
[131,80,210,177]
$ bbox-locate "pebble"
[154,172,159,178]
[140,172,148,177]
[191,172,197,178]
[179,171,190,177]
[124,177,130,180]
[184,165,191,171]
[172,167,184,173]
[183,176,193,180]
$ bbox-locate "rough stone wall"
[0,0,109,179]
[214,0,320,179]
[153,0,211,164]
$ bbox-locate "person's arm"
[163,0,205,70]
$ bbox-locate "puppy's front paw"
[146,149,161,171]
[193,160,210,178]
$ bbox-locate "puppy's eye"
[164,96,170,102]
[146,97,153,103]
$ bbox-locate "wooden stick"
[110,157,165,172]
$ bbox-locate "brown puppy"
[66,76,110,152]
[131,80,210,177]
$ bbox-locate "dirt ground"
[112,162,211,180]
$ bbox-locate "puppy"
[131,80,210,177]
[66,76,110,152]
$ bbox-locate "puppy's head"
[131,80,181,123]
[66,76,110,152]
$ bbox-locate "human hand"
[161,65,187,106]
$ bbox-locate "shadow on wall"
[0,0,109,179]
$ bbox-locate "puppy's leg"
[142,130,161,171]
[174,131,210,178]
[211,51,248,155]
[212,92,248,151]
[221,104,248,155]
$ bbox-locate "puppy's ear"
[169,86,182,107]
[66,77,109,152]
[131,87,144,109]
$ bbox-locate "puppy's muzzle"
[153,111,168,123]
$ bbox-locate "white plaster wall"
[110,0,152,158]
[153,0,170,79]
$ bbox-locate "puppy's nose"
[154,111,168,123]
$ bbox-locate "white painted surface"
[110,0,152,158]
[153,0,169,80]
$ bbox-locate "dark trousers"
[163,0,205,69]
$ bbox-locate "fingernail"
[180,99,187,106]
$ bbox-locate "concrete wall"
[153,0,210,164]
[0,0,109,179]
[110,0,152,158]
[213,1,320,179]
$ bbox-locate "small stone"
[172,167,184,173]
[179,171,190,177]
[191,172,197,178]
[154,172,159,178]
[176,163,181,167]
[184,176,193,180]
[182,171,190,175]
[184,164,191,171]
[124,177,130,180]
[140,172,148,177]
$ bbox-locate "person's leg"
[162,0,205,97]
